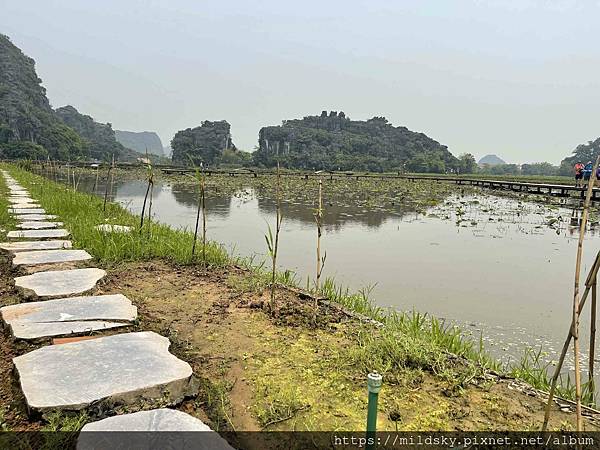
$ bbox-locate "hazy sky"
[1,0,598,164]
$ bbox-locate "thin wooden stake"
[590,278,597,403]
[192,179,202,257]
[93,165,100,193]
[316,178,323,292]
[201,175,206,267]
[103,154,115,212]
[270,162,282,310]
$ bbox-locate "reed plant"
[265,162,283,311]
[139,156,154,234]
[188,158,207,265]
[103,154,115,212]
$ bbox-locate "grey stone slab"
[10,203,41,209]
[8,198,36,204]
[77,410,234,450]
[10,321,128,340]
[0,240,72,253]
[8,229,69,239]
[95,224,133,233]
[16,221,63,230]
[14,214,58,221]
[79,408,211,431]
[14,268,106,297]
[9,208,45,215]
[12,249,92,266]
[1,294,137,324]
[9,190,29,196]
[14,331,193,412]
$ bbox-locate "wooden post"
[590,277,597,402]
[316,178,323,291]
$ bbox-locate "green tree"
[458,153,477,174]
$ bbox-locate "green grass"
[4,165,229,267]
[0,173,15,241]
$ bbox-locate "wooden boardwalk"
[20,160,598,200]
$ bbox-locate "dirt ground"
[0,256,598,443]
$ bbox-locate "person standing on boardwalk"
[583,161,593,187]
[574,161,584,187]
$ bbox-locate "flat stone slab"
[9,321,128,340]
[10,203,41,209]
[77,410,234,450]
[9,208,45,215]
[14,268,106,297]
[8,198,37,204]
[79,408,211,431]
[14,214,58,221]
[1,294,137,324]
[7,229,69,239]
[12,249,92,266]
[14,332,193,412]
[16,221,63,230]
[95,224,133,233]
[9,191,29,196]
[0,240,72,253]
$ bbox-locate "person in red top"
[574,161,584,187]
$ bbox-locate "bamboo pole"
[542,155,600,431]
[192,176,202,257]
[316,178,323,292]
[270,162,282,310]
[590,278,597,402]
[201,172,206,266]
[103,154,114,212]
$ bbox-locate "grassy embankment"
[0,163,590,433]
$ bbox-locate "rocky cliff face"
[115,130,164,156]
[171,121,235,166]
[254,111,457,173]
[0,34,84,159]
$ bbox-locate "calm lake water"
[69,175,600,368]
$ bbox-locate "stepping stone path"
[16,221,63,230]
[0,240,72,252]
[15,268,106,297]
[14,332,193,412]
[12,249,92,266]
[0,170,217,442]
[7,229,70,239]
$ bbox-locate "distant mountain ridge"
[115,130,164,156]
[478,154,506,166]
